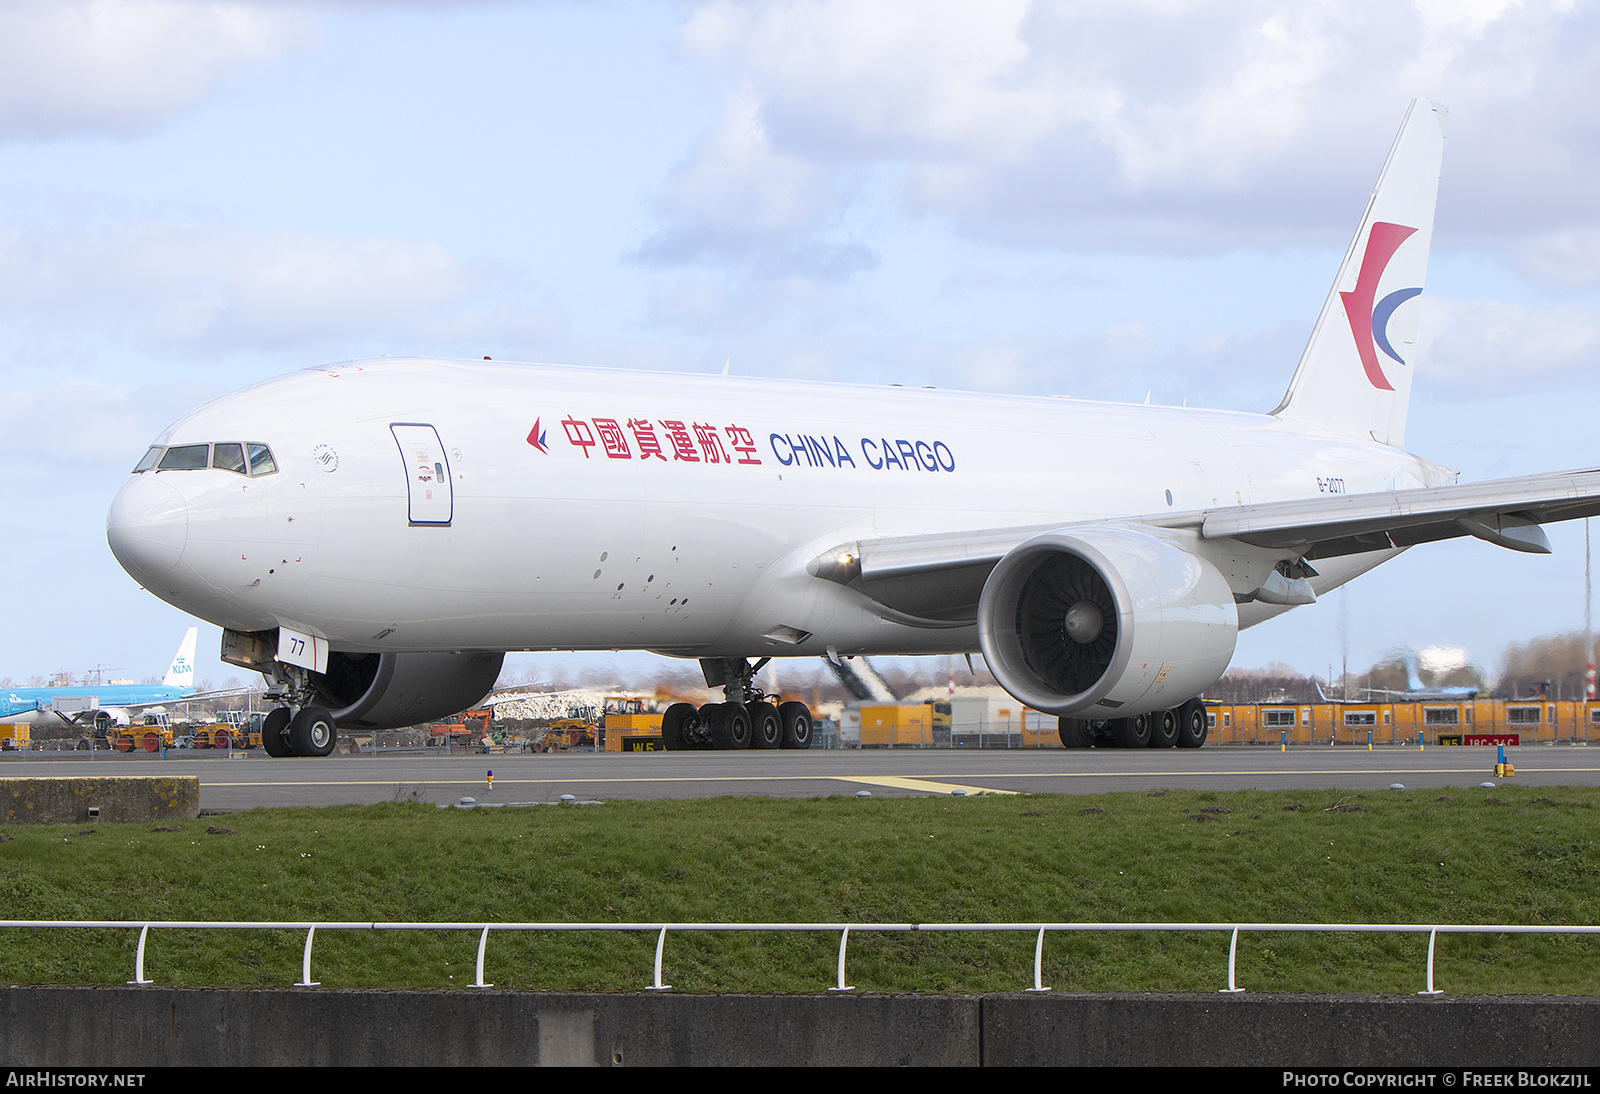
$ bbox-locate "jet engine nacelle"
[977,526,1238,718]
[311,651,505,730]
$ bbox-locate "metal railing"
[2,919,1597,994]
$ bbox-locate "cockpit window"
[140,441,275,474]
[247,444,277,476]
[212,443,247,475]
[158,444,210,470]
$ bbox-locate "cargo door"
[391,423,453,526]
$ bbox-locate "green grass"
[2,785,1599,994]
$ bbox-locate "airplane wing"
[1194,466,1600,557]
[811,466,1600,625]
[94,685,261,717]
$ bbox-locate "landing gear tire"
[1148,709,1179,748]
[661,702,695,750]
[1058,718,1094,748]
[1110,715,1152,749]
[778,702,813,749]
[707,703,752,750]
[260,708,293,757]
[682,704,716,749]
[1176,698,1208,748]
[288,707,337,757]
[749,701,782,749]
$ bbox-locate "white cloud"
[0,0,315,140]
[661,0,1600,265]
[1418,294,1600,393]
[1512,229,1600,285]
[0,220,567,355]
[636,87,882,278]
[650,88,833,242]
[682,0,1057,161]
[0,377,214,477]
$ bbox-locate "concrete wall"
[981,993,1600,1066]
[0,986,975,1067]
[0,776,199,825]
[3,987,1598,1066]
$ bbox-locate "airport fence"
[4,919,1600,994]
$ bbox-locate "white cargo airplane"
[106,101,1600,757]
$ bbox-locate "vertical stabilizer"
[1273,99,1446,448]
[1403,648,1425,692]
[163,627,198,689]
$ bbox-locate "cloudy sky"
[3,0,1598,690]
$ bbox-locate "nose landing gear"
[259,661,338,758]
[260,707,293,757]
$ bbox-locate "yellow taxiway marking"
[799,774,1016,796]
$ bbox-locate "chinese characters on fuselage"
[549,417,956,473]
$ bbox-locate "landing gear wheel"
[260,708,292,757]
[1058,717,1094,748]
[683,704,717,750]
[778,702,813,749]
[749,701,782,749]
[707,703,751,750]
[288,706,337,757]
[661,702,695,750]
[1176,698,1208,748]
[1148,709,1179,748]
[1110,715,1151,749]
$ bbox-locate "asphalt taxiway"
[3,744,1596,811]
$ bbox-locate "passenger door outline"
[390,423,454,526]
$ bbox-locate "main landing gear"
[661,657,815,751]
[1058,697,1209,749]
[259,662,338,758]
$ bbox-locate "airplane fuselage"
[0,685,193,723]
[107,357,1447,661]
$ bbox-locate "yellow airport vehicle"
[1203,698,1600,746]
[192,711,263,750]
[860,703,936,747]
[109,722,176,753]
[601,696,664,752]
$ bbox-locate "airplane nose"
[107,475,188,582]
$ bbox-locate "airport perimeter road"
[3,744,1598,811]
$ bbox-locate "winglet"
[1273,99,1447,448]
[162,627,198,689]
